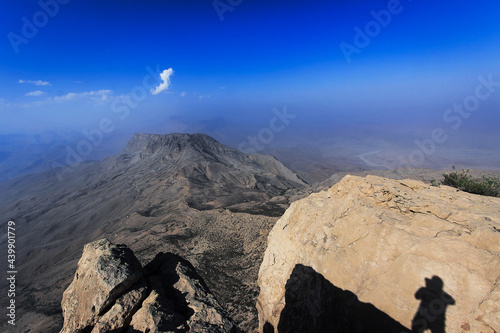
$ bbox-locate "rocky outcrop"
[61,239,240,333]
[257,175,500,333]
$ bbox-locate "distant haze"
[1,1,499,180]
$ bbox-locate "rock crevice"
[60,239,240,333]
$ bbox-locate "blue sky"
[1,0,499,143]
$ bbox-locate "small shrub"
[441,167,500,197]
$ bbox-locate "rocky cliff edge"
[257,175,500,333]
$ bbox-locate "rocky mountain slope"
[257,175,500,333]
[118,133,306,213]
[1,131,499,332]
[60,239,240,333]
[0,133,306,332]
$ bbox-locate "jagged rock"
[61,239,240,333]
[91,280,148,333]
[60,239,145,333]
[127,252,240,333]
[257,175,500,333]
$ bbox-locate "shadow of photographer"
[267,265,456,333]
[411,276,455,333]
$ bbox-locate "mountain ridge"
[0,132,306,332]
[1,133,499,332]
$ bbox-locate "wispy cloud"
[180,91,187,97]
[25,90,46,96]
[19,79,51,86]
[54,90,112,102]
[0,98,10,109]
[151,68,174,95]
[0,89,114,114]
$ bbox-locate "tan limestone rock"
[257,175,500,333]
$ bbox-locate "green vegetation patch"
[441,166,500,197]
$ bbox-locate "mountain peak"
[124,133,223,155]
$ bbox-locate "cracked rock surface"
[61,239,240,333]
[257,175,500,333]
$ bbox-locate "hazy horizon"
[1,0,499,179]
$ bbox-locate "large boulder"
[61,239,240,332]
[257,175,500,333]
[60,239,146,333]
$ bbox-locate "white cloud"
[180,91,187,97]
[54,90,112,102]
[151,68,174,95]
[0,90,113,112]
[19,79,51,86]
[25,91,46,96]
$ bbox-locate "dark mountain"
[118,133,306,213]
[0,133,306,332]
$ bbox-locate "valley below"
[0,133,499,332]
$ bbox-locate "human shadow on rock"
[411,276,455,333]
[276,264,410,333]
